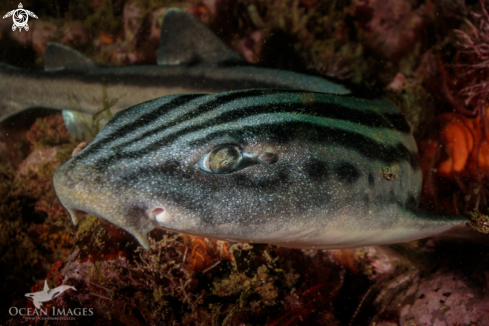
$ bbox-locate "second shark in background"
[0,8,349,138]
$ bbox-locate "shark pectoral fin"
[126,222,155,250]
[69,212,80,225]
[134,232,150,250]
[61,110,99,140]
[157,8,242,65]
[67,209,89,226]
[43,280,49,292]
[44,43,103,71]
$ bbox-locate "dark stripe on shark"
[93,120,419,171]
[100,89,290,147]
[71,94,202,163]
[186,121,419,170]
[112,98,410,153]
[104,93,205,129]
[13,65,348,94]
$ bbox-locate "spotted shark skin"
[54,89,468,249]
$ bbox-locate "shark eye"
[198,144,242,174]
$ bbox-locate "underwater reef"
[1,0,489,325]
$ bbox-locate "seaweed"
[53,232,348,325]
[0,114,77,323]
[417,0,489,216]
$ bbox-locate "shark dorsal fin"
[157,8,242,65]
[43,280,49,292]
[44,43,100,71]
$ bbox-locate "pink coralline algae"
[349,0,423,61]
[370,244,489,326]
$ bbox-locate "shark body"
[25,280,76,309]
[5,8,479,250]
[54,89,472,250]
[0,8,349,138]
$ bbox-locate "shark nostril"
[152,208,169,225]
[153,208,164,215]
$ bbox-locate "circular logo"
[13,9,28,29]
[2,3,38,32]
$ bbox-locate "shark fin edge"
[44,43,101,71]
[68,210,82,225]
[157,8,242,65]
[43,280,49,292]
[127,223,155,250]
[69,213,79,225]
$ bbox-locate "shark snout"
[53,164,94,225]
[54,162,160,249]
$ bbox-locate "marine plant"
[448,0,489,122]
[53,227,350,325]
[419,0,489,216]
[0,114,77,323]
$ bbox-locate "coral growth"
[52,229,350,325]
[0,114,77,323]
[25,114,73,151]
[418,0,489,215]
[370,242,489,326]
[188,0,366,80]
[420,110,489,214]
[349,0,423,62]
[448,0,489,121]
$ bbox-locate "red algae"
[0,114,77,324]
[54,231,350,325]
[25,115,73,151]
[446,0,489,121]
